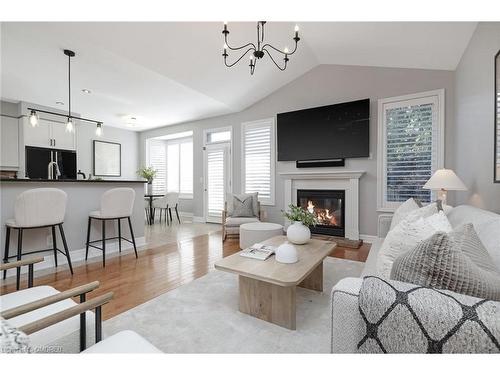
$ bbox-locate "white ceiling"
[1,22,477,131]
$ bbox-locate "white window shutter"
[242,119,275,205]
[148,140,166,194]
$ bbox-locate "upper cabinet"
[0,115,20,169]
[23,117,76,150]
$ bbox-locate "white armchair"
[222,193,261,241]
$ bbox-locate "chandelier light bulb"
[223,43,228,50]
[96,122,103,137]
[294,25,299,32]
[29,110,39,127]
[65,117,74,133]
[284,47,289,54]
[250,54,254,60]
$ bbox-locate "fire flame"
[305,200,339,227]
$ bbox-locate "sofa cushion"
[390,198,422,230]
[391,224,500,301]
[377,211,452,279]
[357,276,500,353]
[225,216,260,227]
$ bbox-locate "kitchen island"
[1,178,147,274]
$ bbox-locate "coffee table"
[214,235,336,330]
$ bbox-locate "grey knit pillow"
[390,224,500,301]
[232,195,255,217]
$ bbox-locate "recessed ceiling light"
[56,101,64,105]
[81,89,91,94]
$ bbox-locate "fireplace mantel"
[280,170,365,240]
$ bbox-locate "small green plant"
[137,166,157,183]
[282,204,318,227]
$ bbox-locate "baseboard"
[192,216,205,223]
[359,234,379,243]
[4,236,147,278]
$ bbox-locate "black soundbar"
[296,158,345,168]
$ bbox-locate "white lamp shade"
[423,169,467,191]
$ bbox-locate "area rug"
[103,257,364,353]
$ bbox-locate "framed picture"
[93,140,121,177]
[495,50,500,182]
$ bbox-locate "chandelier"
[28,49,103,136]
[222,21,300,75]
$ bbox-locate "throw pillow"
[232,195,255,217]
[0,318,30,353]
[357,276,500,353]
[475,219,500,271]
[227,193,259,217]
[376,210,452,279]
[391,224,500,301]
[390,198,423,230]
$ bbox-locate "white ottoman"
[239,222,284,249]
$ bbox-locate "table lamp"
[423,168,467,205]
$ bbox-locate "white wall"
[453,22,500,212]
[140,64,455,236]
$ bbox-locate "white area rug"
[103,257,364,353]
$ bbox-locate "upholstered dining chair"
[152,192,181,225]
[222,193,261,241]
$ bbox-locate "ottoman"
[239,222,284,249]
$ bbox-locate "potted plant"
[282,204,318,244]
[137,166,157,195]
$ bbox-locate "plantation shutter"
[148,140,166,194]
[207,147,225,218]
[242,119,274,205]
[382,94,442,206]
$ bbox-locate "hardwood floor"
[1,228,370,321]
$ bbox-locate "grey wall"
[140,64,455,236]
[0,100,140,180]
[453,22,500,212]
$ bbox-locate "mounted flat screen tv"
[277,99,370,161]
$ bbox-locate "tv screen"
[277,99,370,161]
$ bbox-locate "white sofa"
[330,205,500,353]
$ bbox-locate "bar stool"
[85,188,138,267]
[3,188,73,289]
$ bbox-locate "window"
[377,90,444,211]
[206,129,231,144]
[146,135,193,198]
[242,118,275,205]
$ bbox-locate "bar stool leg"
[102,220,106,267]
[16,228,23,290]
[58,224,73,274]
[169,207,173,224]
[85,217,91,261]
[118,218,122,253]
[52,225,58,267]
[3,226,10,280]
[127,217,138,259]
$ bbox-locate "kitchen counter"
[1,178,146,183]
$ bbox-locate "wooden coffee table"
[214,235,336,330]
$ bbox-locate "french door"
[204,142,231,223]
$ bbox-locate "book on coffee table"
[239,243,276,261]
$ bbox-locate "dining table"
[144,193,163,224]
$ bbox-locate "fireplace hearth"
[297,189,345,237]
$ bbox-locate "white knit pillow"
[390,198,422,230]
[377,211,452,279]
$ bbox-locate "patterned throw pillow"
[357,276,500,353]
[232,195,255,217]
[0,318,30,353]
[391,224,500,301]
[377,211,453,279]
[227,193,258,217]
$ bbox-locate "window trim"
[377,89,445,212]
[241,118,276,206]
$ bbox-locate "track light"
[96,122,103,137]
[29,110,39,127]
[66,117,74,133]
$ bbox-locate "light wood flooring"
[1,223,370,320]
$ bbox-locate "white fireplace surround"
[279,171,365,240]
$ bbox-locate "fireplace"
[297,189,345,237]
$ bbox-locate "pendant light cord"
[68,53,71,118]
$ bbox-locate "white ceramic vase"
[286,221,311,244]
[147,182,153,195]
[275,242,298,264]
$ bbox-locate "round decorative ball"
[286,221,311,244]
[275,242,298,264]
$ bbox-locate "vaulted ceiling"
[1,22,477,131]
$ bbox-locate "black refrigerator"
[25,146,77,179]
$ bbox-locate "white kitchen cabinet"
[0,115,19,168]
[23,117,76,150]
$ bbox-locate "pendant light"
[65,49,75,133]
[29,110,39,127]
[96,122,103,137]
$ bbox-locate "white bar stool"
[2,188,74,289]
[85,188,138,267]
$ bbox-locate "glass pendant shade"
[65,117,74,133]
[29,110,39,127]
[96,122,103,137]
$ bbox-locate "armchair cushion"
[357,276,500,353]
[82,330,161,353]
[0,318,30,353]
[225,216,260,227]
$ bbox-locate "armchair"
[222,193,261,241]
